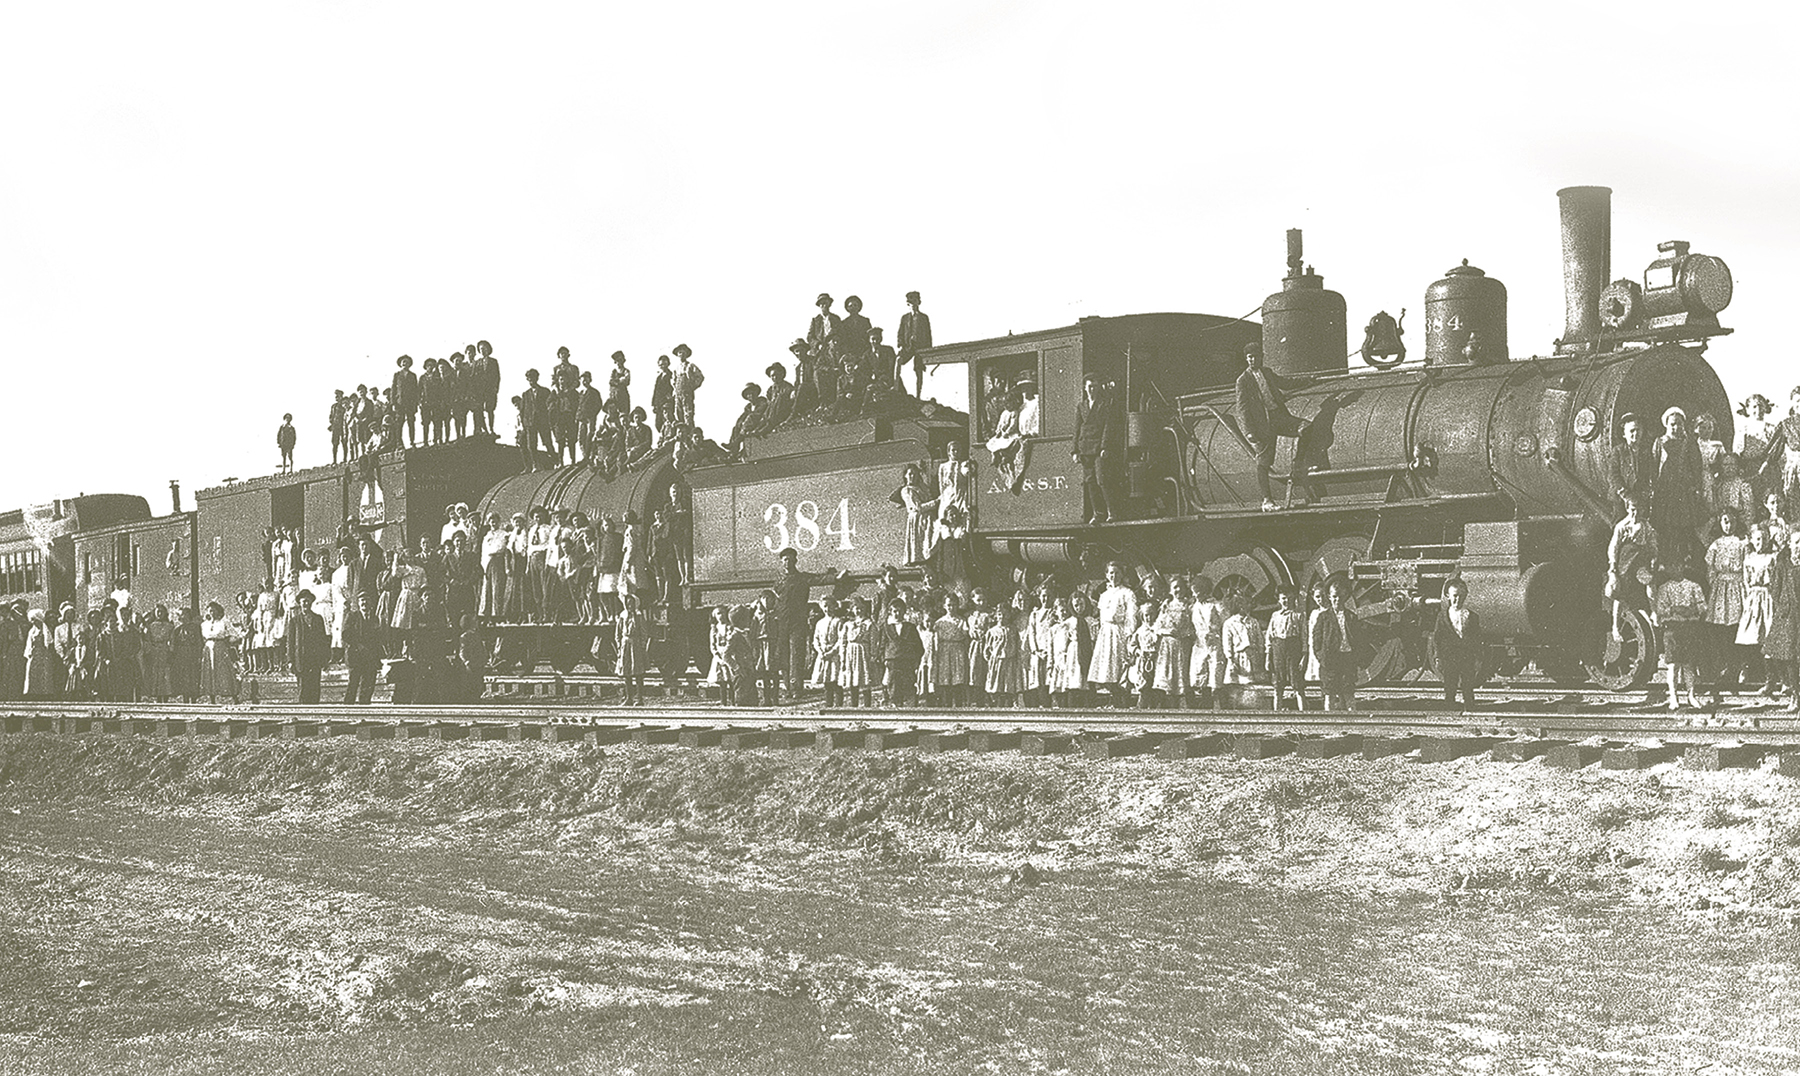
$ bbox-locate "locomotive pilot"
[1234,340,1312,513]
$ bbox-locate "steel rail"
[2,701,1798,746]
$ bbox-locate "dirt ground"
[4,735,1800,1074]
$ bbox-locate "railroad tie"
[1490,739,1565,762]
[1155,734,1231,760]
[1601,744,1680,770]
[1295,734,1361,759]
[1683,743,1764,771]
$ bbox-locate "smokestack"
[1557,185,1612,344]
[1286,228,1303,277]
[169,480,181,514]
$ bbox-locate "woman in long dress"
[1087,562,1140,704]
[1651,406,1705,565]
[1765,535,1800,710]
[23,610,53,698]
[1706,509,1749,692]
[898,464,938,567]
[171,607,203,701]
[1151,594,1194,702]
[199,602,240,703]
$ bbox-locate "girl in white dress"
[1047,597,1086,707]
[1087,562,1140,704]
[1707,508,1749,691]
[811,600,843,704]
[930,594,968,706]
[836,599,873,708]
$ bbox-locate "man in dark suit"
[774,546,837,690]
[391,355,420,447]
[897,290,932,397]
[1431,576,1483,708]
[1610,412,1655,512]
[472,340,500,436]
[348,536,386,619]
[519,368,556,471]
[1234,340,1311,512]
[287,589,331,703]
[1072,375,1122,523]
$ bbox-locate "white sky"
[2,1,1796,510]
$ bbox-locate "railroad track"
[5,699,1800,774]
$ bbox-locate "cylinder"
[1424,261,1508,366]
[1262,272,1348,376]
[1557,185,1612,344]
[1126,412,1154,449]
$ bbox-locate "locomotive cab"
[923,312,1259,537]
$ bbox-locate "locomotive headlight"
[1573,407,1600,441]
[1643,240,1732,319]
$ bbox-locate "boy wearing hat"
[605,350,631,423]
[764,362,795,430]
[806,293,840,372]
[473,340,500,436]
[672,345,703,429]
[897,290,932,398]
[728,384,767,458]
[576,371,604,462]
[391,355,420,447]
[277,413,297,474]
[868,327,898,399]
[1233,340,1313,512]
[652,354,676,442]
[840,296,872,368]
[519,369,556,471]
[551,347,582,466]
[329,390,348,463]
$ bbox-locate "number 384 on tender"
[764,498,858,553]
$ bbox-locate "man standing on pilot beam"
[1234,340,1313,512]
[774,546,838,695]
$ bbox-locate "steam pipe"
[1557,185,1612,345]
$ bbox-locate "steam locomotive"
[0,186,1733,692]
[665,185,1734,690]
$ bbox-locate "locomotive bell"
[1425,260,1508,366]
[1261,228,1348,376]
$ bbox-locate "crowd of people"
[0,589,256,705]
[689,554,1483,712]
[288,289,936,480]
[325,342,504,463]
[1608,390,1800,711]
